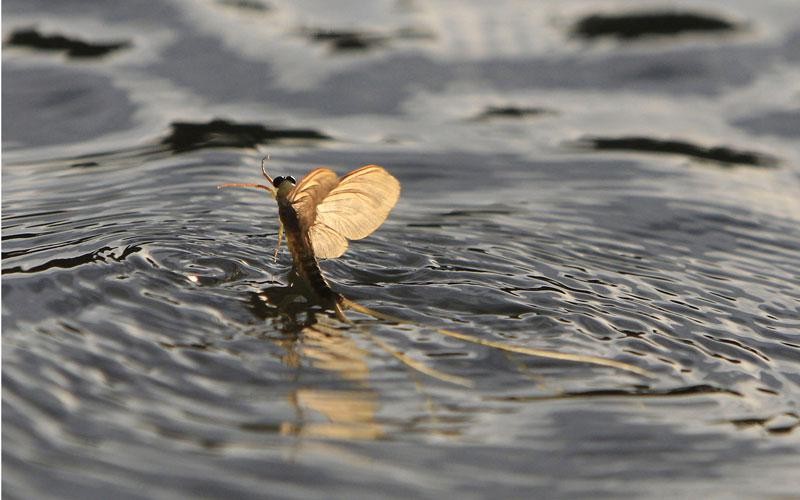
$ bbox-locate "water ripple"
[4,0,800,497]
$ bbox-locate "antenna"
[261,155,273,184]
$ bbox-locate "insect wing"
[308,221,349,259]
[291,165,400,260]
[289,168,339,231]
[313,165,401,241]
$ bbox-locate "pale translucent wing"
[289,168,339,231]
[313,165,401,241]
[309,222,349,259]
[289,165,400,260]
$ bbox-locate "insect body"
[274,176,339,309]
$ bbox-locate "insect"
[219,159,652,380]
[219,159,400,321]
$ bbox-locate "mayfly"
[219,160,652,380]
[219,159,399,321]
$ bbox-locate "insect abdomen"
[278,201,340,305]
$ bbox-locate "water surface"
[3,1,800,498]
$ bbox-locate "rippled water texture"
[3,1,800,498]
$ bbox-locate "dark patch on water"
[217,0,271,12]
[728,413,800,434]
[48,119,330,166]
[162,119,330,153]
[473,106,553,121]
[5,27,130,58]
[572,11,738,40]
[2,245,142,275]
[306,29,385,51]
[490,384,743,402]
[576,136,778,167]
[303,26,431,52]
[441,207,515,217]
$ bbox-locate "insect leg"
[273,222,284,262]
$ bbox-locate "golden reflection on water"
[277,315,383,441]
[282,390,383,440]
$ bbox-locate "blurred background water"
[3,0,800,498]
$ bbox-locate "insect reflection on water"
[218,159,653,393]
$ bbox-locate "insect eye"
[272,176,284,187]
[286,176,297,184]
